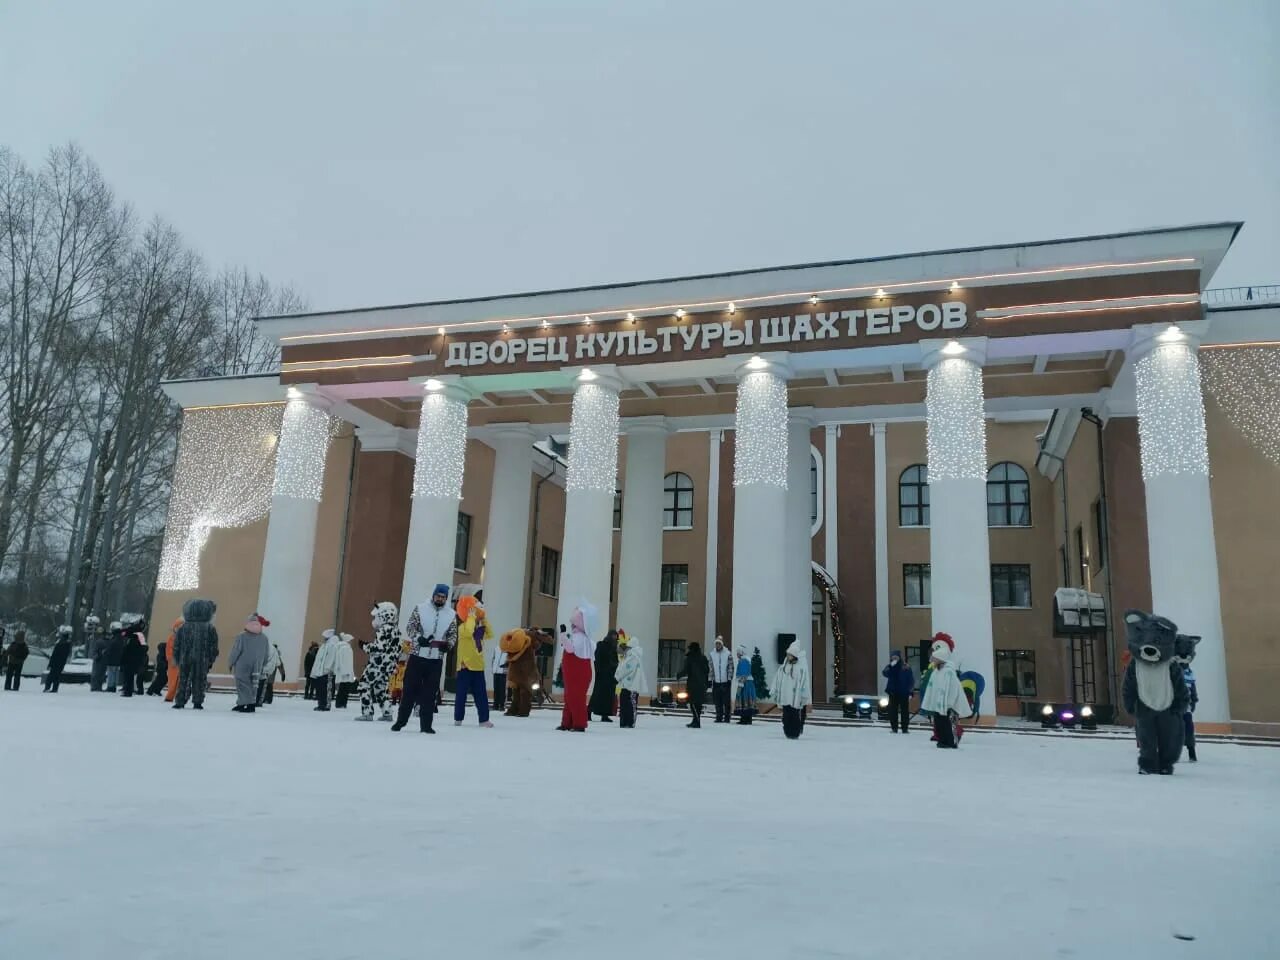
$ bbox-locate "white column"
[399,380,470,626]
[923,339,995,706]
[703,429,723,648]
[257,389,333,679]
[731,355,791,693]
[873,422,891,673]
[482,422,534,643]
[823,424,839,695]
[556,368,622,646]
[786,409,815,661]
[1132,325,1230,723]
[615,416,668,695]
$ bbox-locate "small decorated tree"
[750,646,770,700]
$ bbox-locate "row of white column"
[255,329,1228,721]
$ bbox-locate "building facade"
[151,224,1280,734]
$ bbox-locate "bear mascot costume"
[1121,609,1188,775]
[501,627,550,717]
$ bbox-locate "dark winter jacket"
[48,638,72,672]
[5,637,29,669]
[304,644,319,677]
[173,599,219,670]
[588,633,620,716]
[104,631,125,667]
[120,633,148,672]
[882,654,915,697]
[153,644,168,674]
[679,644,710,707]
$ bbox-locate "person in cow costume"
[357,601,402,721]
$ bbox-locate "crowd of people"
[0,593,1203,767]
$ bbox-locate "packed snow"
[1,689,1277,959]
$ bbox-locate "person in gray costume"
[173,599,219,710]
[1121,609,1188,775]
[228,613,271,713]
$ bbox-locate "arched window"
[987,462,1031,526]
[898,464,929,526]
[663,472,694,528]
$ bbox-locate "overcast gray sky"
[2,0,1276,312]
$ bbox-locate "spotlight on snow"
[675,690,689,704]
[1059,709,1077,730]
[856,700,873,719]
[841,695,856,719]
[1040,703,1058,729]
[877,696,890,721]
[531,683,540,692]
[659,684,673,707]
[1080,705,1097,731]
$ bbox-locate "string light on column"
[1201,346,1280,467]
[565,381,620,493]
[734,368,789,488]
[272,397,333,499]
[412,388,469,499]
[1134,342,1210,479]
[157,404,285,590]
[926,357,987,481]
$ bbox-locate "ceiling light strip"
[278,257,1198,343]
[183,400,288,412]
[979,292,1201,317]
[1198,340,1280,351]
[982,299,1202,322]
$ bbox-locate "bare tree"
[0,144,125,573]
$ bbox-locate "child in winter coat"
[146,636,168,696]
[257,641,285,705]
[773,641,812,739]
[613,631,648,729]
[733,646,756,724]
[310,629,355,712]
[1176,635,1200,763]
[919,633,971,748]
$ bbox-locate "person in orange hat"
[453,595,493,727]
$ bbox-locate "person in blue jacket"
[882,650,915,733]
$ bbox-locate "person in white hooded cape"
[773,640,812,739]
[919,632,971,748]
[612,630,648,729]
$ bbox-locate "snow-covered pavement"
[2,689,1277,959]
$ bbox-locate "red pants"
[560,652,591,731]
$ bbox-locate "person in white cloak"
[613,630,648,729]
[919,632,971,748]
[310,628,355,712]
[773,640,812,739]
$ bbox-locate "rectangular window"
[609,562,616,604]
[658,639,684,680]
[1058,545,1069,588]
[1074,525,1087,586]
[1091,500,1107,573]
[903,563,931,607]
[995,649,1037,697]
[538,546,560,597]
[991,564,1032,608]
[660,563,689,604]
[454,512,472,571]
[810,456,819,525]
[613,490,623,530]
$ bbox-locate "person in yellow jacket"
[453,595,493,727]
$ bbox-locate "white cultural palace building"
[153,223,1280,734]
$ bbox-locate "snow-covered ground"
[2,689,1277,959]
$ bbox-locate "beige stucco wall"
[885,420,1063,710]
[152,430,356,680]
[1206,396,1280,724]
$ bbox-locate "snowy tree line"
[0,143,302,641]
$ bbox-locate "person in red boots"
[557,603,596,732]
